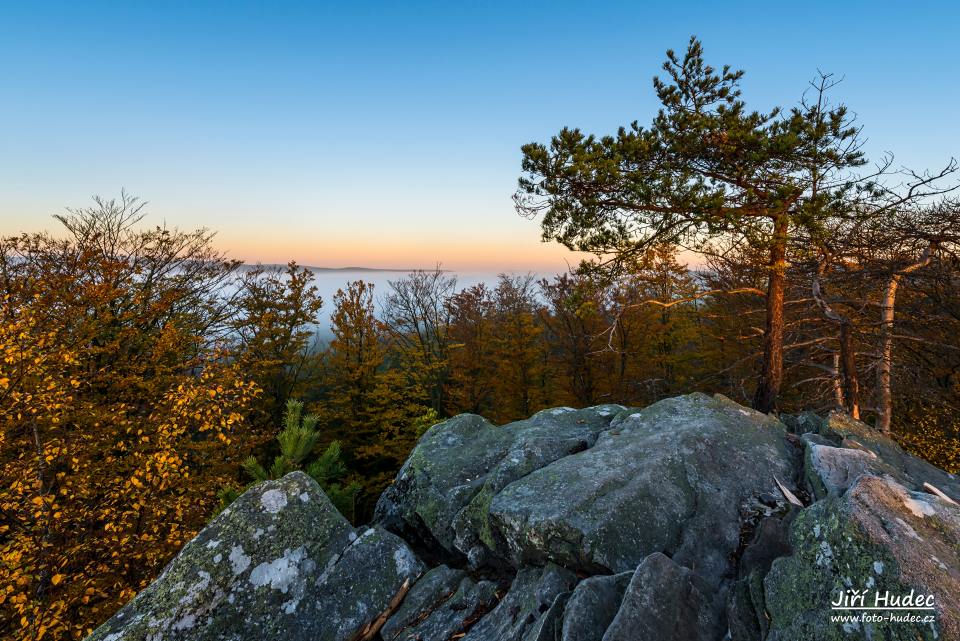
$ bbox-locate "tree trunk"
[754,214,788,413]
[832,352,844,409]
[876,275,899,434]
[811,254,859,418]
[838,322,860,419]
[876,244,934,435]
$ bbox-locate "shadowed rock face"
[378,565,498,641]
[560,571,632,641]
[87,394,960,641]
[602,552,723,641]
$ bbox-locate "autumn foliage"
[0,196,259,640]
[2,193,958,641]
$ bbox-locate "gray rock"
[799,431,833,448]
[381,565,466,639]
[382,566,498,641]
[560,572,632,641]
[375,405,626,565]
[804,442,901,499]
[378,394,797,586]
[375,413,509,557]
[83,397,960,641]
[820,412,960,501]
[764,475,960,640]
[462,563,577,641]
[782,411,829,436]
[489,394,797,585]
[726,515,794,641]
[727,575,765,641]
[602,552,723,641]
[88,472,424,641]
[523,591,572,641]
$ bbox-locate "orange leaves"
[0,201,273,641]
[1,299,257,641]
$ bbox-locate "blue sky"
[1,1,956,270]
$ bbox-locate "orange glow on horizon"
[216,228,592,273]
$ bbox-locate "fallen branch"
[350,577,415,641]
[922,482,959,506]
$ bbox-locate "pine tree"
[219,399,360,520]
[516,38,873,412]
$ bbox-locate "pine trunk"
[754,214,788,413]
[838,322,860,419]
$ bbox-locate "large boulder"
[816,412,959,501]
[375,404,626,565]
[488,395,796,584]
[804,442,902,499]
[602,552,723,641]
[87,472,424,641]
[764,475,960,640]
[379,393,798,587]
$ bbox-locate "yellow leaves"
[0,270,262,641]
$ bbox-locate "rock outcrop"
[87,472,424,641]
[88,394,960,641]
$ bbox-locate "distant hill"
[239,264,416,273]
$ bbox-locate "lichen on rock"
[87,472,423,641]
[87,396,960,641]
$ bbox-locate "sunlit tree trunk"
[754,214,789,413]
[876,244,934,434]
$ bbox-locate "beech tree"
[322,280,435,518]
[515,37,951,412]
[323,280,385,427]
[489,274,549,421]
[0,195,259,641]
[539,273,605,406]
[380,269,456,413]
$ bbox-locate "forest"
[2,38,959,641]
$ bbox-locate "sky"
[1,1,957,271]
